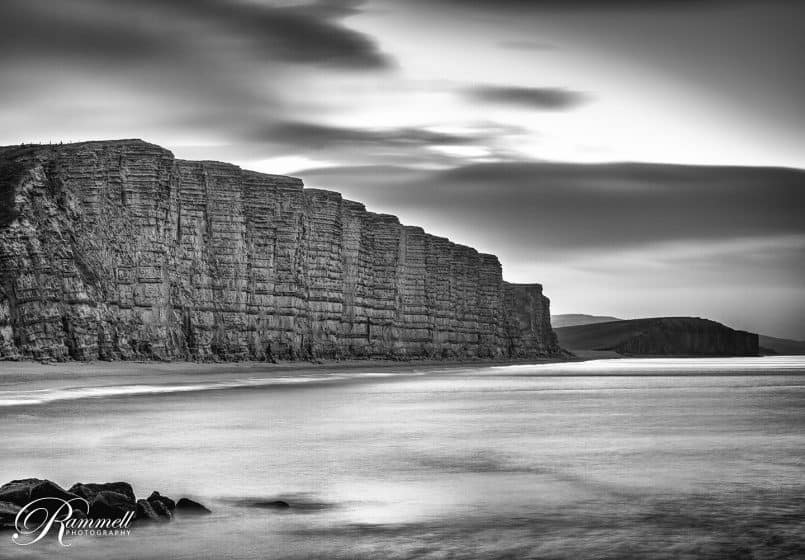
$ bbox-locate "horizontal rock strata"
[0,140,559,361]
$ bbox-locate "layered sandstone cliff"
[0,140,559,361]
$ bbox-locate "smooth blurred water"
[1,357,804,559]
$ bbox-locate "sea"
[1,357,803,559]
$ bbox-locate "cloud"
[297,161,805,254]
[226,120,528,168]
[254,122,479,150]
[0,0,398,159]
[465,86,589,111]
[0,0,391,70]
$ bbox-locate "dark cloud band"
[0,0,391,70]
[465,86,589,110]
[298,161,805,251]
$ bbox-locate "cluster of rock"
[0,140,559,362]
[0,478,210,530]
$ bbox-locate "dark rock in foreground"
[88,491,137,519]
[148,491,176,512]
[555,317,759,356]
[149,497,174,520]
[0,478,79,514]
[136,491,175,521]
[136,499,161,522]
[0,479,40,505]
[0,478,208,530]
[0,501,20,530]
[176,498,212,515]
[70,481,136,502]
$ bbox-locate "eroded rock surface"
[0,140,559,361]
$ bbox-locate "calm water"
[1,357,804,559]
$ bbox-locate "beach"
[1,357,804,559]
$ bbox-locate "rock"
[147,491,176,513]
[0,479,214,527]
[0,479,80,514]
[0,140,559,362]
[150,498,173,520]
[135,499,161,522]
[0,479,42,506]
[69,482,136,502]
[0,501,21,531]
[88,491,136,519]
[175,498,212,515]
[30,480,82,515]
[30,480,79,503]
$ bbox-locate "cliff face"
[0,140,559,361]
[555,317,759,356]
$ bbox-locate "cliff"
[555,317,759,356]
[0,140,559,361]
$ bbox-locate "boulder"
[0,478,44,506]
[0,479,80,514]
[150,499,173,520]
[30,480,79,503]
[69,482,136,502]
[175,498,212,515]
[135,499,161,522]
[147,491,176,512]
[0,501,21,531]
[88,491,136,519]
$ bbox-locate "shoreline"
[0,356,800,392]
[0,356,574,382]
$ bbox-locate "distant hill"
[552,314,623,328]
[555,317,758,356]
[758,335,805,355]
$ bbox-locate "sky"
[1,0,804,338]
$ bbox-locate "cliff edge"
[0,140,559,361]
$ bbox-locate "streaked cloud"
[0,0,391,70]
[465,86,589,111]
[298,162,805,252]
[253,122,480,150]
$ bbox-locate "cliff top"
[1,138,163,153]
[1,138,505,270]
